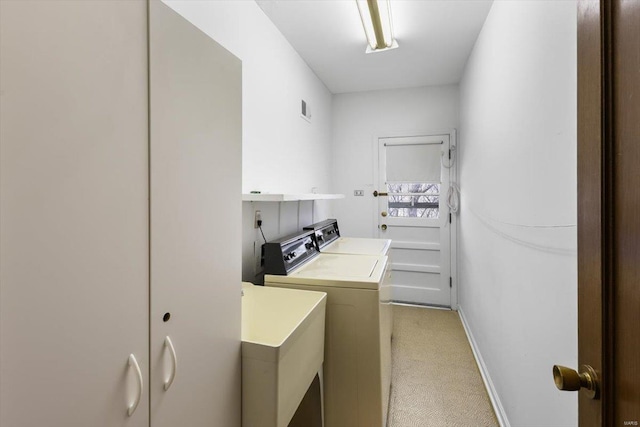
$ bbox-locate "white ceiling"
[256,0,493,94]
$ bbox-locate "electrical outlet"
[254,210,262,228]
[354,190,364,196]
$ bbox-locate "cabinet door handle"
[127,354,143,417]
[164,336,177,391]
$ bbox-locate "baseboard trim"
[458,307,510,427]
[391,300,451,310]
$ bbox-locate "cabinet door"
[149,2,242,426]
[0,1,149,426]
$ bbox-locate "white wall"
[458,1,577,426]
[163,1,335,282]
[331,85,459,238]
[165,0,333,195]
[241,200,332,283]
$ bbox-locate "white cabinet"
[0,1,150,425]
[0,1,241,426]
[149,2,241,426]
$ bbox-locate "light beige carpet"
[388,305,499,427]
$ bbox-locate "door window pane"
[387,183,439,218]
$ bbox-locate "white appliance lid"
[294,254,379,278]
[323,237,390,255]
[265,254,388,290]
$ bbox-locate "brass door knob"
[552,365,599,399]
[380,224,387,231]
[381,211,388,217]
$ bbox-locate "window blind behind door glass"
[384,138,442,183]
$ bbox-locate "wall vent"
[301,99,311,122]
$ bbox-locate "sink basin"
[241,282,326,427]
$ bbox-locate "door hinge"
[450,277,452,288]
[448,148,452,160]
[449,213,452,223]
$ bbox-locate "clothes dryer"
[263,231,392,427]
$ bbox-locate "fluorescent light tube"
[356,0,398,53]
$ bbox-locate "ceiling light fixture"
[356,0,398,53]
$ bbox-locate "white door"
[0,1,149,425]
[149,2,242,426]
[376,132,455,307]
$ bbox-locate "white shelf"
[242,193,345,202]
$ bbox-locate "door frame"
[577,0,605,423]
[372,129,458,309]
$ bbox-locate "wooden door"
[149,1,242,426]
[575,0,640,424]
[0,1,149,425]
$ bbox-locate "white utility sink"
[241,282,327,427]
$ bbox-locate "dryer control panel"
[303,219,340,250]
[262,230,319,275]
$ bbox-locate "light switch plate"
[354,190,364,196]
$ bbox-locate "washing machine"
[262,230,392,427]
[303,219,391,256]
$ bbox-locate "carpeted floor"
[388,304,499,427]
